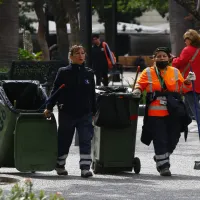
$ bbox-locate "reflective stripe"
[80,160,92,165]
[174,68,179,91]
[148,99,169,116]
[155,153,170,160]
[57,160,66,165]
[58,154,68,160]
[135,83,142,88]
[80,154,92,160]
[156,159,169,167]
[146,67,153,92]
[157,96,167,100]
[149,105,168,110]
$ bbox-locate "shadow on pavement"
[1,171,200,182]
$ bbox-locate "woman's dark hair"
[92,34,100,39]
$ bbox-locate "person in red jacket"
[172,29,200,133]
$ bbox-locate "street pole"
[79,0,92,66]
[112,0,117,61]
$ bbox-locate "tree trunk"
[0,0,19,68]
[63,0,80,45]
[104,9,113,48]
[47,0,69,63]
[169,0,194,56]
[34,0,50,61]
[56,20,69,63]
[174,0,200,20]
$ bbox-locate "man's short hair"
[92,34,100,39]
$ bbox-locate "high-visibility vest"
[135,66,191,117]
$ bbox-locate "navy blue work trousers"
[57,112,94,170]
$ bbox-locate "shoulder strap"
[154,67,167,90]
[103,42,116,65]
[102,42,106,48]
[182,48,200,76]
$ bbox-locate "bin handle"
[132,66,140,92]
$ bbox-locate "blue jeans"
[57,112,94,170]
[184,91,200,122]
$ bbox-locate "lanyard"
[155,67,167,89]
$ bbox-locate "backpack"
[102,42,116,69]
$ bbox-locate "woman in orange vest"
[133,47,195,176]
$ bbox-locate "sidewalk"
[0,113,200,200]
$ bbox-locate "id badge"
[160,100,167,105]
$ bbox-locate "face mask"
[156,61,168,69]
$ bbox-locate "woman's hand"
[186,72,196,81]
[44,109,52,118]
[132,88,142,98]
[184,72,196,85]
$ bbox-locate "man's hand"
[184,14,193,21]
[44,109,52,118]
[132,88,142,98]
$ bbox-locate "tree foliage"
[173,0,200,20]
[92,0,169,23]
[19,1,37,33]
[92,0,145,23]
[130,0,169,18]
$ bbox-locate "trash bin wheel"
[92,161,102,174]
[132,157,141,174]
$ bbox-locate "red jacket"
[172,45,200,93]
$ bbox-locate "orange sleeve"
[135,69,149,92]
[177,70,192,93]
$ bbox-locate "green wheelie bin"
[0,80,57,172]
[92,86,141,174]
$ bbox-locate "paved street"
[1,72,200,199]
